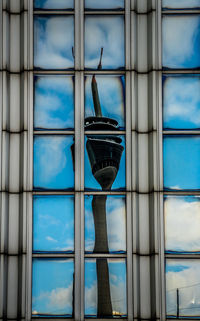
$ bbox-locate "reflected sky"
[84,135,126,191]
[34,135,74,190]
[163,0,200,9]
[85,259,127,317]
[162,15,200,69]
[163,75,200,130]
[85,0,124,10]
[32,258,74,316]
[165,196,200,253]
[85,15,124,70]
[166,259,200,317]
[34,75,74,130]
[163,136,200,191]
[85,195,126,253]
[85,75,125,130]
[34,15,74,70]
[33,195,74,253]
[34,0,74,9]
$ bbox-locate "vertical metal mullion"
[127,192,133,321]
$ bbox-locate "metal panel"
[7,255,18,318]
[8,194,19,254]
[10,14,20,72]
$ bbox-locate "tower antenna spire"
[92,47,104,117]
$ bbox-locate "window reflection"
[34,15,74,70]
[163,0,200,9]
[85,258,127,318]
[162,15,200,69]
[33,135,74,190]
[166,259,200,318]
[85,0,124,10]
[163,75,200,130]
[34,0,74,10]
[85,195,126,253]
[85,15,125,70]
[32,258,74,316]
[33,195,74,253]
[163,135,200,191]
[34,75,74,130]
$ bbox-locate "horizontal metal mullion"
[166,254,200,259]
[162,69,200,74]
[32,253,75,258]
[84,253,127,258]
[164,191,200,196]
[33,10,74,14]
[84,11,125,15]
[33,131,75,135]
[163,130,200,135]
[162,10,200,14]
[85,130,126,135]
[33,70,75,75]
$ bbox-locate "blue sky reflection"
[163,0,200,9]
[85,0,124,10]
[34,0,74,9]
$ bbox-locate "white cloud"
[85,282,97,312]
[48,284,73,309]
[46,236,58,242]
[163,0,200,8]
[40,0,73,9]
[110,281,127,315]
[107,205,126,252]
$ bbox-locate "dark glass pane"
[85,75,125,130]
[34,0,74,9]
[85,0,124,10]
[33,195,74,253]
[163,75,200,130]
[162,15,200,69]
[85,15,125,70]
[166,259,200,318]
[32,258,74,316]
[163,0,200,9]
[163,136,200,191]
[34,75,74,130]
[85,258,127,318]
[34,15,74,70]
[84,135,126,191]
[33,135,74,190]
[165,195,200,253]
[85,195,126,253]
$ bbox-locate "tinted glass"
[34,75,74,130]
[163,75,200,130]
[165,195,200,253]
[33,195,74,253]
[85,75,125,130]
[34,0,74,9]
[163,136,200,190]
[34,15,74,69]
[85,15,124,70]
[162,15,200,69]
[166,259,200,318]
[163,0,200,9]
[33,135,74,190]
[84,135,126,191]
[85,0,124,10]
[85,195,126,253]
[85,258,127,318]
[32,258,74,316]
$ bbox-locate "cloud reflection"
[85,0,124,9]
[34,0,74,9]
[163,0,200,9]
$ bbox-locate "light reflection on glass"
[162,15,200,69]
[85,75,125,130]
[34,75,74,130]
[34,0,74,9]
[163,75,200,130]
[165,195,200,253]
[85,195,126,253]
[163,0,200,9]
[33,135,74,190]
[85,15,125,70]
[85,258,127,318]
[166,259,200,318]
[33,195,74,253]
[32,258,74,316]
[85,0,124,10]
[34,15,74,70]
[163,136,200,191]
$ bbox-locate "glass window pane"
[85,75,125,130]
[162,15,200,69]
[85,135,125,191]
[85,15,125,70]
[165,195,200,253]
[163,75,200,130]
[33,195,74,253]
[33,135,74,190]
[34,15,74,70]
[85,195,126,253]
[32,258,74,316]
[163,135,200,191]
[85,0,124,10]
[34,0,74,9]
[163,0,200,9]
[34,75,74,130]
[166,259,200,318]
[85,258,127,318]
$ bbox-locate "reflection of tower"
[85,52,124,317]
